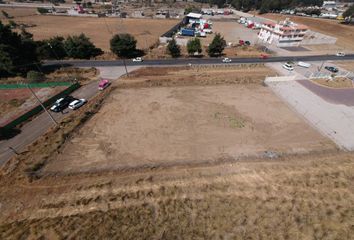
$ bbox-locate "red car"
[260,54,269,59]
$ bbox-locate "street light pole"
[27,86,59,126]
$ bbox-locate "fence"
[0,82,73,89]
[0,83,80,131]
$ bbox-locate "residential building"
[258,19,308,47]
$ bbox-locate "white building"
[258,19,308,47]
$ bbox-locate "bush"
[37,8,49,14]
[27,71,45,83]
[167,38,181,58]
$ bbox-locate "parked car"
[222,57,232,63]
[132,57,143,62]
[297,61,311,68]
[282,63,294,71]
[50,96,75,112]
[336,52,345,57]
[69,99,87,110]
[98,79,110,90]
[260,53,268,59]
[325,66,339,73]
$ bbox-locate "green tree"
[0,21,38,76]
[187,38,202,55]
[166,38,181,58]
[110,34,137,58]
[207,33,226,57]
[37,36,67,60]
[64,34,102,59]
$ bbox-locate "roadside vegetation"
[0,21,102,78]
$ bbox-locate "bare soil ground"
[261,14,354,51]
[0,7,37,19]
[42,66,334,174]
[0,87,66,127]
[335,61,354,72]
[1,66,351,239]
[1,9,178,51]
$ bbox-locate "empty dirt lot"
[44,68,334,174]
[0,66,352,239]
[0,8,178,51]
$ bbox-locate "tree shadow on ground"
[0,128,22,140]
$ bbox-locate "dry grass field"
[261,14,354,51]
[0,7,178,51]
[0,65,352,239]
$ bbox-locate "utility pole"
[27,86,59,126]
[123,58,129,77]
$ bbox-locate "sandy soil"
[44,84,333,174]
[1,11,178,51]
[335,61,354,72]
[261,14,354,51]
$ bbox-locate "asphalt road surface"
[45,54,354,68]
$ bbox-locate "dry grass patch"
[313,77,353,89]
[120,64,276,87]
[1,13,178,51]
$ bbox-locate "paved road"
[299,80,354,106]
[45,54,354,68]
[0,67,127,165]
[267,80,354,151]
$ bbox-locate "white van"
[297,61,311,68]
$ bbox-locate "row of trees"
[193,0,324,14]
[0,20,102,76]
[343,5,354,17]
[167,33,227,58]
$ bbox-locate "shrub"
[167,38,181,58]
[27,71,45,83]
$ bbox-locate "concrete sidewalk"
[267,80,354,150]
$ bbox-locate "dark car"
[50,96,76,112]
[325,66,339,73]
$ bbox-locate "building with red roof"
[258,18,309,47]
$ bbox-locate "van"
[297,61,311,68]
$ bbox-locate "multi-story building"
[258,19,308,47]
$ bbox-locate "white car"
[297,61,311,68]
[336,52,345,57]
[69,99,87,110]
[132,57,143,62]
[222,58,232,63]
[282,63,294,71]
